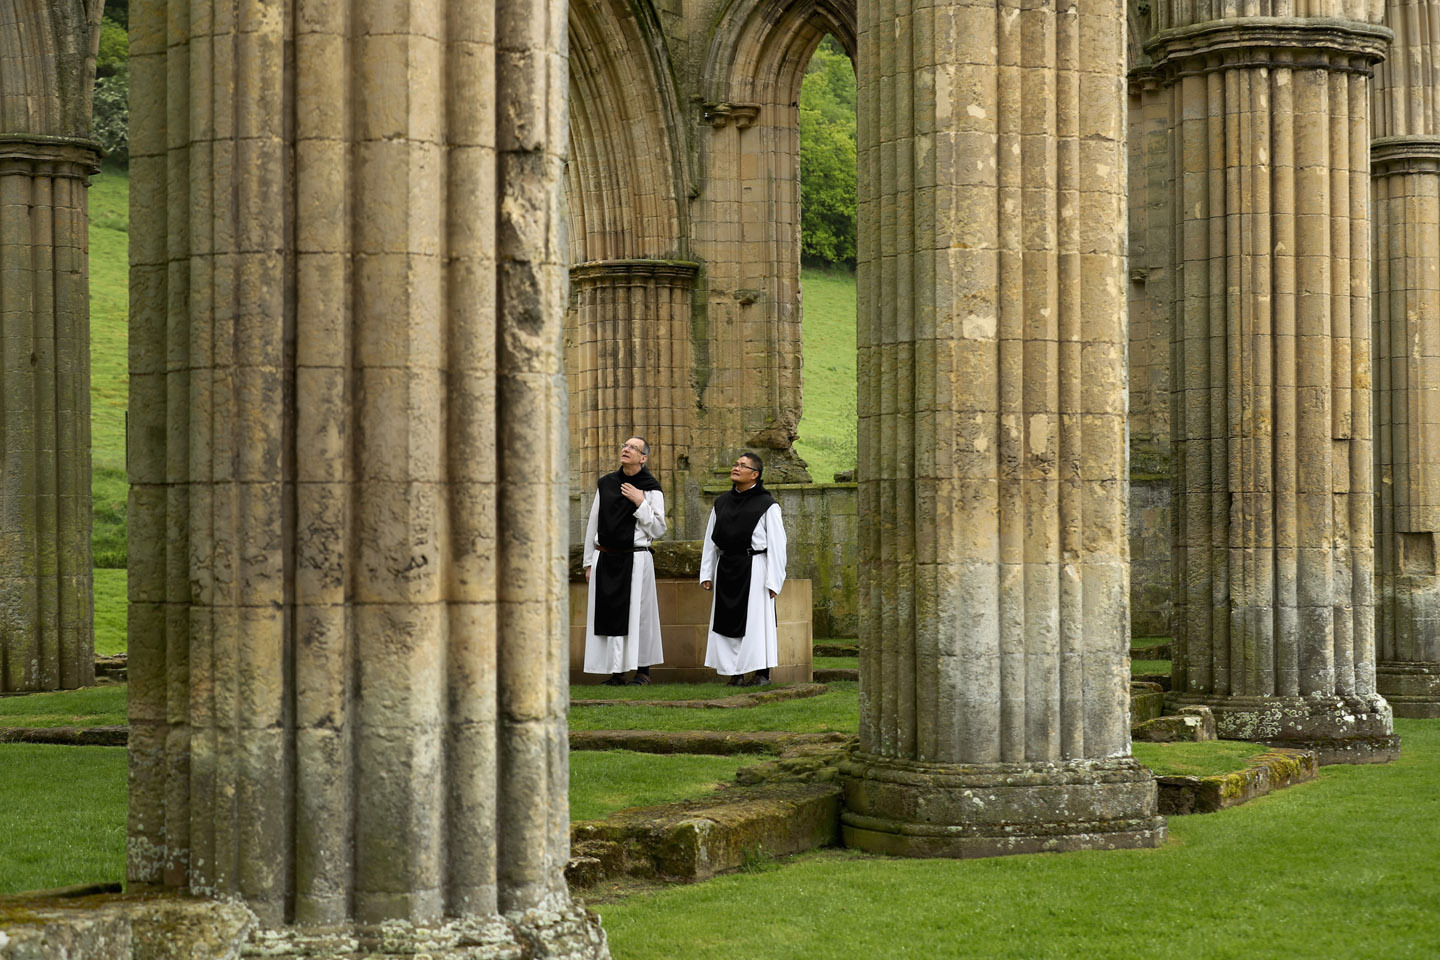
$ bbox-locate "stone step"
[571,682,827,709]
[0,726,128,746]
[813,668,858,682]
[813,642,858,657]
[1129,642,1172,660]
[567,781,841,886]
[569,730,849,755]
[1157,749,1318,815]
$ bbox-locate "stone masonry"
[1149,0,1399,761]
[837,0,1166,855]
[1371,0,1440,717]
[126,0,607,954]
[0,1,101,693]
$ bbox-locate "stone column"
[838,0,1165,856]
[127,0,607,953]
[567,258,698,530]
[1149,6,1399,761]
[1371,0,1440,718]
[0,2,101,693]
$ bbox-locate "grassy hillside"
[89,165,129,568]
[795,267,858,482]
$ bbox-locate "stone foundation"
[1166,693,1401,763]
[568,579,812,684]
[838,753,1166,859]
[1376,662,1440,718]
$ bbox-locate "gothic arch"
[567,0,690,263]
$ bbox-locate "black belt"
[596,544,652,554]
[720,548,767,556]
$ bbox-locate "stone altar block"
[570,579,812,685]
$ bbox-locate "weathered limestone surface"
[126,0,606,954]
[0,0,102,692]
[838,0,1165,857]
[1371,0,1440,718]
[1149,1,1400,760]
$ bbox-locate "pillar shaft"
[1150,10,1399,760]
[127,0,606,952]
[567,258,697,531]
[840,0,1164,858]
[0,0,101,694]
[1371,0,1440,718]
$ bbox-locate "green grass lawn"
[813,656,858,670]
[597,718,1440,960]
[570,681,859,734]
[0,745,127,893]
[794,267,857,482]
[1132,659,1171,674]
[89,166,129,569]
[1130,636,1170,651]
[571,751,755,822]
[93,568,127,657]
[0,686,128,727]
[1131,740,1270,777]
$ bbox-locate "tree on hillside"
[799,36,856,268]
[92,3,128,165]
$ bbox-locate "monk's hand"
[702,580,712,591]
[619,482,645,506]
[769,589,777,599]
[585,566,591,582]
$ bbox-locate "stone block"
[569,782,841,883]
[1156,749,1318,815]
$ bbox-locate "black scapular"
[709,481,775,638]
[591,466,662,636]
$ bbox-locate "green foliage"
[103,0,129,29]
[795,267,857,480]
[91,67,129,166]
[569,681,859,734]
[96,18,129,76]
[799,36,856,268]
[570,751,754,822]
[93,568,127,656]
[599,720,1440,960]
[0,685,128,728]
[0,745,127,893]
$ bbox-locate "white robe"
[700,501,787,676]
[582,487,667,674]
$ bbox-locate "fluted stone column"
[127,0,607,954]
[1371,0,1440,718]
[0,1,101,693]
[1149,4,1399,761]
[567,258,697,527]
[838,0,1165,857]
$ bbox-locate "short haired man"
[582,437,666,685]
[700,452,787,686]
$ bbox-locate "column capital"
[569,258,700,287]
[1145,17,1392,83]
[700,100,760,129]
[1371,135,1440,176]
[0,135,102,178]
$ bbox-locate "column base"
[1165,693,1400,763]
[249,901,610,959]
[1377,662,1440,718]
[837,752,1166,858]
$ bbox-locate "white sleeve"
[582,493,599,570]
[634,490,667,542]
[764,504,787,596]
[699,510,718,582]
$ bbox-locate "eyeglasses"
[621,443,646,453]
[732,461,758,472]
